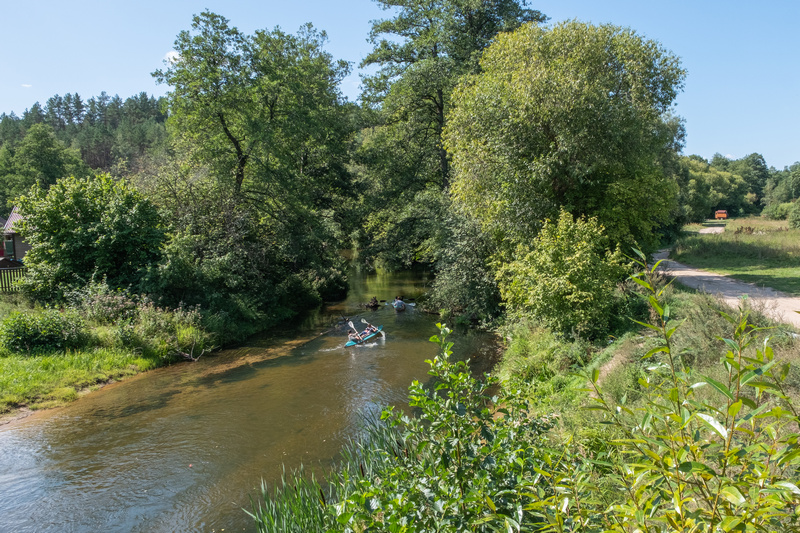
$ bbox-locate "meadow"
[672,217,800,295]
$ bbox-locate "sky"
[1,0,798,169]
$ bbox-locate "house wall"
[14,234,30,260]
[3,234,30,261]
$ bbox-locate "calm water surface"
[0,270,492,532]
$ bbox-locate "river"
[0,269,494,532]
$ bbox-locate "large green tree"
[146,12,355,336]
[0,123,89,210]
[445,21,685,253]
[16,174,165,300]
[355,0,544,267]
[153,12,351,200]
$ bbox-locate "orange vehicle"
[714,210,728,220]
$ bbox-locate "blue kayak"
[345,326,383,347]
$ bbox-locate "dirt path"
[653,250,800,329]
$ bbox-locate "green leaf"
[698,374,735,401]
[643,345,669,358]
[728,400,742,417]
[697,413,728,439]
[678,461,717,476]
[719,486,745,506]
[774,481,800,495]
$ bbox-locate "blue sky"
[2,0,798,169]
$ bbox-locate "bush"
[16,173,165,301]
[497,209,629,338]
[762,201,793,220]
[0,309,86,355]
[789,201,800,229]
[67,280,139,325]
[250,325,557,532]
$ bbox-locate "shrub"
[558,250,800,530]
[0,309,86,355]
[16,173,165,301]
[789,201,800,229]
[497,209,629,338]
[250,325,557,532]
[67,280,138,325]
[762,201,793,220]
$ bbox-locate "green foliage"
[0,309,86,355]
[426,206,502,326]
[675,156,751,222]
[446,20,685,253]
[353,0,543,269]
[0,123,89,209]
[66,280,139,325]
[763,201,794,220]
[497,210,629,338]
[334,325,553,531]
[789,201,800,229]
[496,324,590,401]
[566,250,800,531]
[16,173,165,301]
[763,162,800,207]
[153,12,351,199]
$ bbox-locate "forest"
[1,1,799,531]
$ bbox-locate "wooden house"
[3,206,30,261]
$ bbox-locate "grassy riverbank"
[672,217,800,295]
[0,287,211,414]
[496,282,800,433]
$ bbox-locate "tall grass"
[247,420,402,533]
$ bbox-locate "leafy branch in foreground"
[582,249,800,531]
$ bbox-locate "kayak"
[345,325,383,347]
[392,300,406,311]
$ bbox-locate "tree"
[16,174,165,300]
[445,21,685,253]
[361,0,545,187]
[153,11,350,199]
[676,156,749,221]
[353,0,545,270]
[0,123,89,210]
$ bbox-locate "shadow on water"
[0,267,494,533]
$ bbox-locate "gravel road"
[653,250,800,329]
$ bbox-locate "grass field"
[672,217,800,295]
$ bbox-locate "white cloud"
[21,84,32,88]
[163,50,180,64]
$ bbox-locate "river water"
[0,270,493,532]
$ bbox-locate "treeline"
[0,92,168,209]
[674,152,800,223]
[2,2,799,339]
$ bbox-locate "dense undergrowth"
[249,255,800,532]
[0,282,211,413]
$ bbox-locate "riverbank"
[0,290,213,415]
[248,274,800,531]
